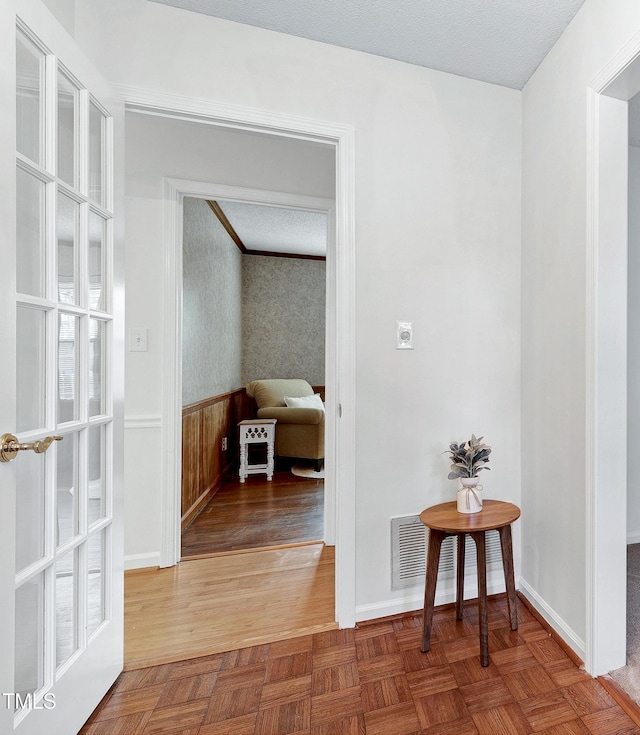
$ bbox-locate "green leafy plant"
[445,435,491,479]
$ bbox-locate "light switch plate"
[129,328,148,352]
[396,321,414,349]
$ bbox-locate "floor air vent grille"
[390,514,503,590]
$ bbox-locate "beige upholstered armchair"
[245,379,324,465]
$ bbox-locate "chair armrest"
[257,407,325,425]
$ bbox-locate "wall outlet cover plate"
[396,321,414,349]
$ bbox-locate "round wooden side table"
[419,499,521,667]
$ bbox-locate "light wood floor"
[124,543,336,671]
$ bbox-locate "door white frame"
[162,178,336,543]
[585,32,640,675]
[116,85,357,628]
[1,2,125,732]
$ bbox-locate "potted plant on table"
[445,434,491,514]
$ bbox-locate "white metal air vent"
[390,514,503,590]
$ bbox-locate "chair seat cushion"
[257,406,324,425]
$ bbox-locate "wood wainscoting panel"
[181,388,251,529]
[181,411,202,520]
[200,402,219,499]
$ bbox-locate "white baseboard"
[519,577,585,660]
[355,572,507,623]
[124,552,161,570]
[356,593,424,622]
[628,531,640,545]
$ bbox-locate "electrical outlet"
[396,321,414,349]
[221,436,228,451]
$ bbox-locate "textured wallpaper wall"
[182,197,243,405]
[183,200,326,403]
[242,255,326,386]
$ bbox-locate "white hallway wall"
[521,0,640,662]
[74,0,522,615]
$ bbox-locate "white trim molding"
[162,178,338,560]
[124,415,162,430]
[356,572,509,623]
[117,86,357,628]
[115,84,353,143]
[585,38,640,674]
[164,181,335,213]
[124,552,161,571]
[356,595,424,623]
[519,578,585,662]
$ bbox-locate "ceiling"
[150,0,586,90]
[161,1,594,254]
[215,201,328,258]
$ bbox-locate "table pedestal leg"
[422,529,445,653]
[499,524,518,631]
[456,533,465,620]
[471,531,489,667]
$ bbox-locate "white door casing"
[585,33,640,675]
[1,1,124,733]
[161,177,336,557]
[118,86,357,629]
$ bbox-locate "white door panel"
[1,1,124,733]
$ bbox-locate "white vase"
[457,477,483,513]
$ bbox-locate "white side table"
[238,419,277,483]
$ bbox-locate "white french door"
[0,2,124,734]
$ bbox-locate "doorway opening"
[121,91,356,631]
[179,193,332,558]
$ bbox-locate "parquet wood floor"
[83,594,640,734]
[181,471,324,558]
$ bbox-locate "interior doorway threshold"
[181,538,326,562]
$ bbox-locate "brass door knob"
[0,433,63,463]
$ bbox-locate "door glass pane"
[55,548,78,667]
[15,574,46,702]
[57,433,78,547]
[87,529,105,636]
[88,425,106,522]
[89,319,105,417]
[16,31,43,164]
[16,306,46,433]
[89,102,104,206]
[57,191,77,304]
[58,313,79,423]
[17,166,45,298]
[57,70,75,186]
[88,211,105,310]
[15,452,45,572]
